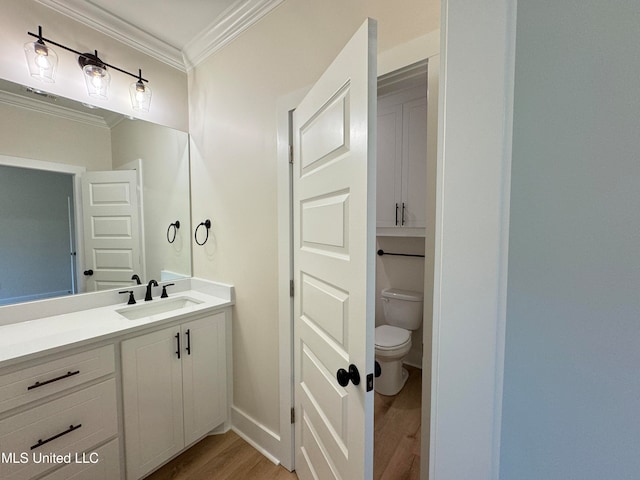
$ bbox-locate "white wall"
[111,120,191,282]
[0,0,188,131]
[188,0,439,438]
[0,101,111,170]
[500,1,640,478]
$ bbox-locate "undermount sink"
[116,296,203,320]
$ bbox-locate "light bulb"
[82,64,110,99]
[129,79,151,112]
[35,53,51,70]
[91,74,103,88]
[24,41,57,82]
[135,88,146,105]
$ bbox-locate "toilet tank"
[381,288,424,330]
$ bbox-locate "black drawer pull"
[186,329,191,355]
[27,370,80,390]
[30,424,82,450]
[175,332,181,359]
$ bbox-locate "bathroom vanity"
[0,279,234,480]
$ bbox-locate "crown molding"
[35,0,186,71]
[0,89,109,128]
[182,0,285,70]
[377,60,428,96]
[35,0,284,73]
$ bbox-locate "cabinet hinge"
[289,279,295,297]
[291,407,295,424]
[289,144,294,164]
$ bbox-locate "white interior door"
[293,19,377,480]
[81,170,141,291]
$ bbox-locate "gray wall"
[0,166,74,303]
[500,1,640,478]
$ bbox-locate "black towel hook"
[167,220,180,244]
[195,219,211,246]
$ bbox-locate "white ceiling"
[36,0,284,71]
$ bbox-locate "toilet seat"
[375,325,411,351]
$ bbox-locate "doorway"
[276,37,439,478]
[374,61,428,478]
[0,164,76,305]
[0,155,85,305]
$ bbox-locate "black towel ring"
[166,220,180,244]
[195,219,211,246]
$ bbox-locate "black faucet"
[145,280,158,301]
[131,274,142,285]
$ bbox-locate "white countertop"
[0,284,233,369]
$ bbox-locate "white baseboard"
[231,405,282,465]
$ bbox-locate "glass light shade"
[24,41,58,83]
[129,81,152,112]
[82,64,110,99]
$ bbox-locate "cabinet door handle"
[402,202,406,226]
[31,424,82,450]
[395,203,399,226]
[186,329,191,355]
[27,370,80,390]
[175,332,181,359]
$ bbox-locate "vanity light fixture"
[24,26,58,83]
[129,69,152,112]
[25,26,151,111]
[79,51,110,100]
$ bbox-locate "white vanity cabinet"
[0,345,120,480]
[121,310,228,479]
[376,84,428,235]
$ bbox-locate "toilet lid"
[375,325,411,348]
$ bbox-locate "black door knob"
[336,364,361,387]
[83,269,94,276]
[374,361,381,378]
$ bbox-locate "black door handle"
[83,269,94,276]
[374,361,381,378]
[336,364,361,387]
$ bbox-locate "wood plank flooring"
[374,365,422,480]
[144,431,297,480]
[145,365,421,480]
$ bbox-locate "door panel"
[182,313,227,445]
[121,327,184,480]
[293,19,377,480]
[81,170,141,291]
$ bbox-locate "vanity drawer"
[39,438,120,480]
[0,378,118,480]
[0,344,115,413]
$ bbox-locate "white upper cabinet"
[376,84,427,235]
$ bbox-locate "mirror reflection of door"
[0,165,75,305]
[81,170,142,292]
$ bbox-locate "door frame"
[276,30,441,472]
[0,154,86,293]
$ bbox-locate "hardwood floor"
[144,431,298,480]
[145,366,421,480]
[374,365,422,480]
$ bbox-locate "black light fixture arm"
[27,26,148,83]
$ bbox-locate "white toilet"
[374,288,423,396]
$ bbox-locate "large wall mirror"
[0,78,191,306]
